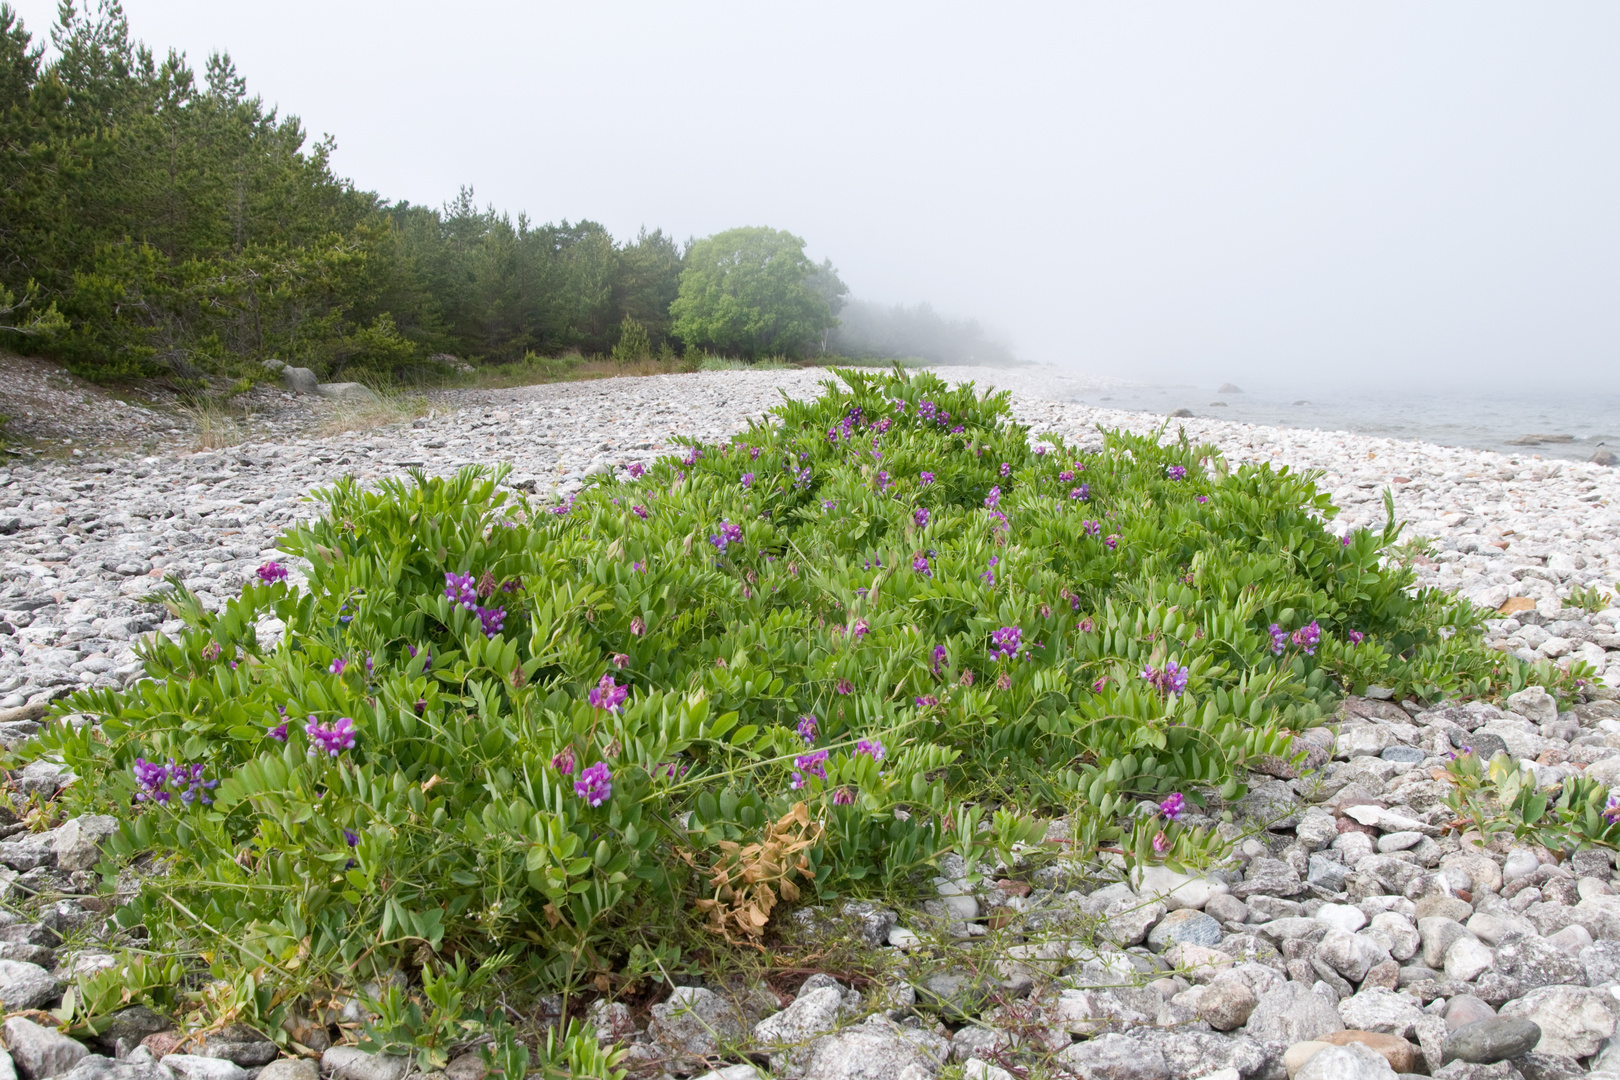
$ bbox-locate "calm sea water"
[1064,380,1620,463]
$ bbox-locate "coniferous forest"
[0,2,1013,382]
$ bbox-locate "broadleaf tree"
[670,226,841,359]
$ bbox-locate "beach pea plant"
[28,368,1532,1045]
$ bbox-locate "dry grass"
[179,398,249,450]
[310,391,432,438]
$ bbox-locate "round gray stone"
[1442,1017,1542,1064]
[1381,745,1426,764]
[1146,908,1223,953]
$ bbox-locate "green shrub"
[30,368,1535,1038]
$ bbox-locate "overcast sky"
[13,1,1619,388]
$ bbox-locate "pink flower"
[551,746,576,776]
[589,674,628,713]
[1152,831,1169,856]
[630,616,646,636]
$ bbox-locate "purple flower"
[1078,617,1095,633]
[304,715,356,758]
[741,472,755,488]
[1160,792,1186,821]
[797,714,819,744]
[1268,624,1288,655]
[852,619,870,639]
[912,554,931,575]
[1152,830,1170,856]
[1070,485,1090,501]
[1606,793,1620,825]
[984,486,1000,509]
[831,787,856,805]
[408,644,433,670]
[1347,629,1365,645]
[132,758,217,806]
[1141,661,1190,696]
[1058,471,1073,483]
[856,738,886,761]
[476,605,506,638]
[950,425,964,433]
[329,657,346,675]
[1196,495,1209,504]
[822,499,838,512]
[610,652,631,669]
[1341,534,1353,546]
[681,445,702,467]
[980,555,999,586]
[630,616,647,636]
[627,462,646,478]
[932,644,948,674]
[1166,465,1187,481]
[1291,621,1321,656]
[633,505,648,519]
[589,674,628,713]
[920,471,936,486]
[257,561,289,584]
[836,679,854,695]
[445,571,478,611]
[343,828,360,847]
[267,721,288,742]
[575,761,613,807]
[915,694,938,708]
[1104,534,1119,550]
[1081,519,1101,537]
[990,626,1022,661]
[710,520,744,553]
[1000,462,1011,478]
[876,470,892,491]
[791,749,830,789]
[913,507,930,528]
[552,746,576,775]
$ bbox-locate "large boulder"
[647,986,749,1060]
[801,1017,949,1080]
[1297,1042,1396,1080]
[1245,982,1345,1044]
[1498,984,1616,1057]
[0,960,63,1011]
[1056,1032,1169,1080]
[281,367,318,395]
[3,1017,88,1080]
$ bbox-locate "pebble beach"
[7,365,1620,1079]
[2,364,1616,712]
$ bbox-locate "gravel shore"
[1,365,1617,711]
[6,366,1620,1080]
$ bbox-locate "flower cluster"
[1291,621,1321,655]
[1141,661,1189,696]
[256,561,289,584]
[984,486,1000,509]
[576,761,613,807]
[989,625,1022,661]
[477,605,506,638]
[856,738,886,761]
[796,714,818,744]
[912,553,931,576]
[132,758,218,805]
[791,749,829,788]
[1268,624,1288,655]
[1347,629,1365,645]
[1070,484,1090,501]
[1159,792,1185,821]
[589,674,628,713]
[305,715,357,757]
[1166,465,1187,481]
[445,571,478,610]
[710,520,744,553]
[627,461,646,478]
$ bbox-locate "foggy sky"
[12,1,1620,388]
